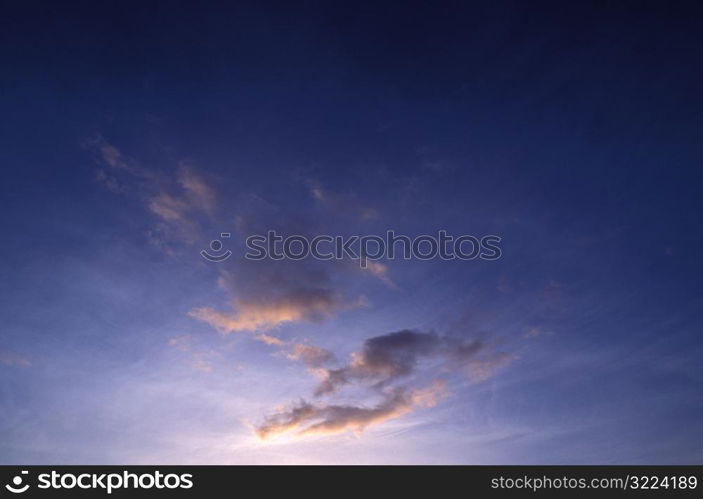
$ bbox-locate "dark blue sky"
[1,1,702,463]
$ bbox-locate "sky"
[1,1,702,464]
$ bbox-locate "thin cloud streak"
[189,289,360,333]
[286,344,335,368]
[307,180,378,220]
[85,136,217,243]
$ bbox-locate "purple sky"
[1,2,702,464]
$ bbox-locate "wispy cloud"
[254,333,287,346]
[148,193,190,222]
[176,163,216,214]
[85,136,217,244]
[145,166,216,238]
[286,343,335,368]
[465,352,515,381]
[362,260,398,288]
[523,326,551,338]
[167,335,217,373]
[308,180,378,220]
[83,135,143,174]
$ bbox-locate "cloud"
[85,136,145,193]
[308,181,378,220]
[255,381,446,439]
[254,333,286,346]
[189,288,354,333]
[146,167,216,227]
[83,135,142,174]
[286,344,335,367]
[253,328,513,440]
[362,260,398,288]
[83,138,516,443]
[167,335,216,373]
[178,178,381,336]
[148,193,190,222]
[177,163,216,214]
[85,136,217,242]
[314,329,484,396]
[465,352,515,381]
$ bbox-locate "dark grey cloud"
[314,329,484,396]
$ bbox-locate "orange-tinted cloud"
[254,333,286,346]
[189,289,356,333]
[286,343,335,367]
[362,260,397,288]
[255,381,446,439]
